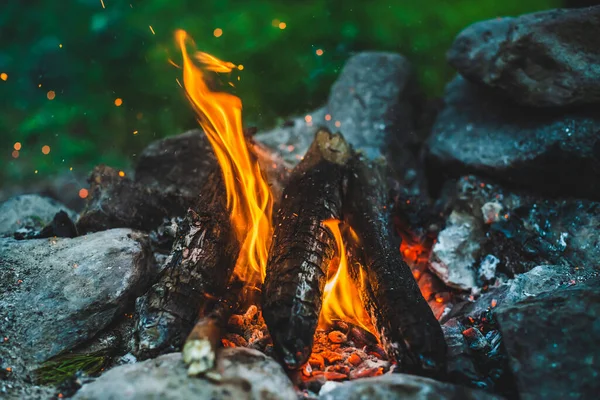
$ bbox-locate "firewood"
[134,169,240,358]
[262,128,352,370]
[183,279,242,376]
[343,156,447,377]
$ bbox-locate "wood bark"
[343,156,447,377]
[262,129,351,369]
[183,279,243,376]
[134,169,240,358]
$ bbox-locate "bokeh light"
[79,188,89,199]
[316,49,324,56]
[0,73,7,81]
[13,142,21,151]
[47,91,56,100]
[213,28,223,37]
[278,22,286,30]
[41,145,51,155]
[114,98,123,106]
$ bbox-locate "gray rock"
[77,165,187,234]
[0,229,156,373]
[0,194,77,237]
[427,77,600,200]
[73,348,296,400]
[134,129,217,204]
[429,211,482,290]
[448,7,600,107]
[478,255,499,282]
[318,373,502,400]
[444,264,600,322]
[255,52,426,193]
[442,319,481,385]
[496,280,600,400]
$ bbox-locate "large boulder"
[448,6,600,107]
[255,52,427,194]
[0,194,77,237]
[318,373,502,400]
[73,349,296,400]
[0,229,157,374]
[427,77,600,200]
[496,280,600,400]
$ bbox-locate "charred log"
[134,169,240,358]
[343,156,447,377]
[183,279,243,376]
[262,129,352,370]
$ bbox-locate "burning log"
[262,129,352,369]
[134,169,240,358]
[343,157,447,377]
[183,279,243,376]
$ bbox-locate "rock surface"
[0,229,156,373]
[427,77,600,200]
[429,211,482,290]
[0,194,77,237]
[134,129,217,205]
[318,373,502,399]
[73,348,296,400]
[496,280,600,400]
[448,6,600,107]
[255,52,427,194]
[77,165,187,234]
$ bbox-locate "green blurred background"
[1,0,576,188]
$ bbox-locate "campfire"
[134,29,446,389]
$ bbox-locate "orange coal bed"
[135,30,447,388]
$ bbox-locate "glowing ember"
[79,188,89,199]
[13,142,21,151]
[316,49,324,56]
[47,91,56,100]
[213,28,223,38]
[41,145,51,155]
[278,22,287,30]
[319,220,378,337]
[176,29,273,287]
[0,73,7,81]
[114,98,123,106]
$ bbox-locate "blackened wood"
[134,169,240,358]
[183,279,243,376]
[262,129,351,370]
[343,157,447,377]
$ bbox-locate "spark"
[175,78,182,88]
[47,90,56,100]
[335,120,341,128]
[114,98,123,106]
[213,28,223,38]
[316,49,324,56]
[59,44,63,48]
[238,64,244,71]
[305,115,312,123]
[100,0,105,8]
[325,114,331,121]
[491,299,498,308]
[118,170,125,177]
[279,22,287,30]
[79,188,89,199]
[149,25,155,35]
[41,145,51,155]
[13,142,21,151]
[11,150,19,159]
[271,19,280,27]
[168,59,181,68]
[0,73,7,81]
[133,130,138,135]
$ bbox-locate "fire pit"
[2,5,600,400]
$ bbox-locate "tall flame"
[319,220,377,337]
[176,29,272,287]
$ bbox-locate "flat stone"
[0,194,77,237]
[318,373,502,399]
[73,348,296,400]
[426,77,600,200]
[448,6,600,107]
[496,281,600,400]
[0,229,157,374]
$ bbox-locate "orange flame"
[319,220,377,337]
[176,29,273,287]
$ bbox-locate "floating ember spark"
[13,142,21,150]
[213,28,223,38]
[316,49,324,56]
[41,145,51,155]
[278,22,287,30]
[176,29,273,287]
[79,188,89,199]
[114,98,123,106]
[47,91,56,100]
[0,73,7,81]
